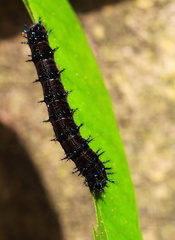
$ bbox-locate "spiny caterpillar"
[22,20,114,196]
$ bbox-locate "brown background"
[0,0,175,240]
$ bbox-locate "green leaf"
[22,0,143,239]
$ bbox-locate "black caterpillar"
[22,20,113,195]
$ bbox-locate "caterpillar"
[22,20,113,196]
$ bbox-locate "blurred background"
[0,0,175,239]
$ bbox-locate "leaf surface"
[22,0,143,239]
